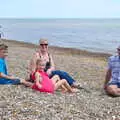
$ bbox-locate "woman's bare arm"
[29,52,39,74]
[46,55,55,75]
[104,68,111,88]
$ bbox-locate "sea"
[0,18,120,54]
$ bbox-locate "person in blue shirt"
[0,43,33,86]
[104,45,120,96]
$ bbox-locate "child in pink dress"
[32,59,77,94]
[32,70,55,93]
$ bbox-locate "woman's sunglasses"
[40,44,48,46]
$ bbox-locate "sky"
[0,0,120,18]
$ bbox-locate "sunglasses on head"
[40,44,48,46]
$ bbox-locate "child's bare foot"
[62,89,68,93]
[71,88,79,93]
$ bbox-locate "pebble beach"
[0,39,120,120]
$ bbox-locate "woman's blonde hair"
[39,38,48,44]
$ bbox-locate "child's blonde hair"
[36,58,45,65]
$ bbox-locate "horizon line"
[0,17,120,19]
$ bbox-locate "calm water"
[0,18,120,54]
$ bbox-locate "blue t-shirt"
[0,58,20,84]
[0,58,8,75]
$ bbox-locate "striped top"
[108,55,120,82]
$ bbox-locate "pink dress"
[32,70,55,93]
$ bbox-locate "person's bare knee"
[52,75,60,81]
[106,85,118,96]
[62,79,67,84]
[54,80,63,90]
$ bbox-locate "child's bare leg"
[61,79,79,93]
[54,80,65,90]
[55,79,76,93]
[51,76,67,92]
[51,75,60,84]
[62,79,74,93]
[61,85,68,92]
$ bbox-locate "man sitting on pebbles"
[104,45,120,96]
[0,43,32,86]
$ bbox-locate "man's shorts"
[107,79,120,88]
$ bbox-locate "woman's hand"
[46,69,52,75]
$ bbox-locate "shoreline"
[1,38,111,58]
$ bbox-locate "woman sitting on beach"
[28,38,80,88]
[32,58,77,93]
